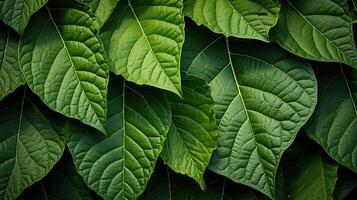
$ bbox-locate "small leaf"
[161,75,218,190]
[19,1,109,134]
[0,25,25,101]
[75,0,120,27]
[182,25,317,198]
[0,88,66,200]
[0,0,48,34]
[100,0,184,96]
[67,77,171,200]
[271,0,357,69]
[184,0,280,42]
[305,64,357,172]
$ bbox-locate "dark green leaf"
[67,77,171,200]
[161,75,218,189]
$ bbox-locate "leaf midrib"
[340,65,357,115]
[4,88,26,198]
[45,6,104,132]
[126,0,179,94]
[0,29,10,72]
[121,80,126,200]
[225,38,272,197]
[224,0,266,39]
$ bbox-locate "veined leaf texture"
[305,65,357,172]
[0,0,48,34]
[0,0,356,199]
[0,89,66,200]
[161,75,218,190]
[181,25,317,198]
[19,1,109,134]
[0,26,24,101]
[184,0,280,42]
[67,77,171,200]
[101,0,184,96]
[271,0,357,69]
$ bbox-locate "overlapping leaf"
[0,89,66,200]
[0,26,24,101]
[67,77,171,200]
[271,0,357,69]
[0,0,48,34]
[19,1,109,134]
[184,0,280,42]
[278,136,339,200]
[19,154,93,200]
[181,26,317,198]
[305,65,357,172]
[161,75,218,190]
[100,0,184,96]
[75,0,120,27]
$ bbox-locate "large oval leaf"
[184,0,280,42]
[67,77,171,200]
[19,1,109,134]
[100,0,184,96]
[271,0,357,69]
[305,65,357,172]
[0,89,66,200]
[0,26,25,101]
[0,0,48,34]
[181,26,317,198]
[161,75,218,190]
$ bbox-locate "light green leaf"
[75,0,120,27]
[0,0,48,34]
[278,135,339,200]
[184,0,280,42]
[100,0,184,96]
[0,26,25,101]
[271,0,357,69]
[161,75,218,190]
[67,77,171,200]
[182,26,317,199]
[19,1,109,134]
[0,89,66,200]
[305,65,357,172]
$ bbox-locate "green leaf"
[75,0,120,27]
[183,0,280,42]
[278,135,339,200]
[20,153,93,200]
[19,1,109,134]
[140,163,211,200]
[182,26,317,199]
[0,0,48,34]
[161,75,218,190]
[305,64,357,172]
[0,88,66,200]
[270,0,357,69]
[0,26,25,101]
[334,167,357,200]
[67,77,171,200]
[100,0,184,96]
